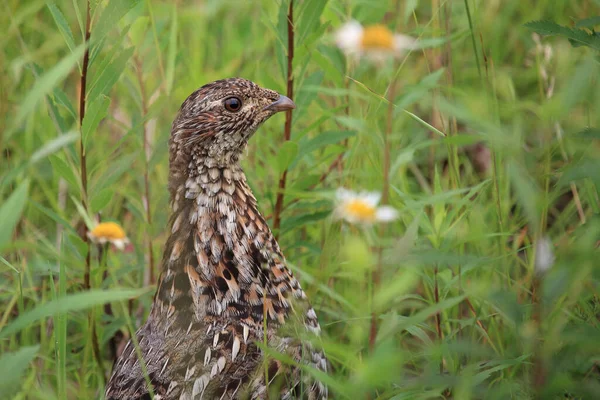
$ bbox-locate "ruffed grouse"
[105,78,328,399]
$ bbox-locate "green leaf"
[86,47,134,103]
[91,152,138,193]
[90,188,114,213]
[575,16,600,29]
[0,289,149,339]
[28,63,71,135]
[45,87,69,134]
[389,148,415,175]
[128,16,149,47]
[508,161,541,233]
[276,140,299,174]
[82,95,110,151]
[88,27,130,88]
[334,116,368,132]
[165,5,178,95]
[14,44,85,130]
[558,57,597,116]
[310,51,344,85]
[374,273,419,311]
[30,201,78,237]
[291,130,355,169]
[52,87,77,119]
[525,20,600,51]
[274,0,289,81]
[65,232,88,260]
[49,155,80,189]
[572,127,600,139]
[396,69,444,109]
[70,195,95,231]
[296,0,328,46]
[93,0,142,43]
[281,210,331,233]
[558,159,600,188]
[403,109,446,137]
[71,0,84,39]
[0,180,30,250]
[30,132,79,164]
[0,255,19,273]
[299,130,355,155]
[0,345,40,396]
[397,295,467,331]
[46,2,78,57]
[294,71,324,115]
[472,355,530,386]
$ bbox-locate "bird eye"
[224,97,242,112]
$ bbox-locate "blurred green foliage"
[1,0,600,398]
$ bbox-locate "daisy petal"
[335,20,364,53]
[534,236,554,274]
[113,239,126,251]
[336,187,355,202]
[375,206,399,222]
[394,34,418,52]
[363,192,381,207]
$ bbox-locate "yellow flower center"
[90,222,126,240]
[361,25,395,50]
[344,200,376,221]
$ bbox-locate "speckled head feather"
[105,78,327,400]
[168,78,294,201]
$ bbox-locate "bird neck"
[151,152,294,330]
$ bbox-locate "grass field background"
[1,0,600,398]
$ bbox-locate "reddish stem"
[272,0,294,238]
[80,0,91,290]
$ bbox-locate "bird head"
[170,78,295,165]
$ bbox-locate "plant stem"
[463,0,482,82]
[79,0,91,290]
[91,312,106,384]
[531,271,545,397]
[78,0,104,382]
[272,0,294,239]
[134,55,156,284]
[368,78,397,352]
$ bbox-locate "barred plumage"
[105,78,328,400]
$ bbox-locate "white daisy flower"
[87,221,130,251]
[534,236,554,274]
[335,20,417,61]
[334,188,399,225]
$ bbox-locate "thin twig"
[264,152,344,221]
[91,311,106,383]
[434,266,443,364]
[464,297,490,340]
[134,55,156,284]
[78,0,105,381]
[463,0,482,81]
[272,0,294,239]
[368,78,397,352]
[531,272,545,397]
[80,0,91,290]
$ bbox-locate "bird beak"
[263,95,296,113]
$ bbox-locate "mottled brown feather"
[105,78,327,400]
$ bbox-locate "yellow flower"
[88,222,130,250]
[361,25,395,50]
[335,188,399,225]
[335,20,417,61]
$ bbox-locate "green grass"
[1,0,600,399]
